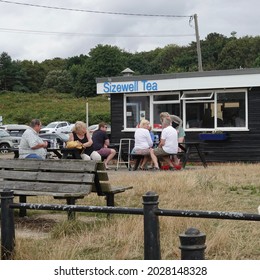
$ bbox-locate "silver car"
[0,129,21,153]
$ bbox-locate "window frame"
[182,88,248,131]
[123,91,181,131]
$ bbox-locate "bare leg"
[140,155,149,169]
[104,149,116,168]
[149,149,159,169]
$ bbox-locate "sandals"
[139,167,148,171]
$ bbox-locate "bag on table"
[66,141,83,149]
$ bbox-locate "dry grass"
[10,163,260,260]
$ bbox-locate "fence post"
[179,227,206,260]
[143,191,161,260]
[1,189,15,260]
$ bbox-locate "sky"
[0,0,260,62]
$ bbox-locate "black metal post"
[66,197,76,220]
[179,227,206,260]
[1,190,15,260]
[143,191,161,260]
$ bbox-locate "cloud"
[0,0,260,61]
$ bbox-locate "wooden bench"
[0,159,96,219]
[0,159,133,218]
[131,152,185,170]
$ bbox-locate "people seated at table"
[69,121,101,161]
[150,117,178,171]
[132,119,156,170]
[160,112,184,168]
[19,119,48,160]
[92,122,116,170]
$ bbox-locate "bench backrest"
[0,159,96,197]
[91,162,112,194]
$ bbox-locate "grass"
[0,91,110,125]
[8,163,260,260]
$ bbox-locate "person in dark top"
[68,121,101,160]
[92,122,116,170]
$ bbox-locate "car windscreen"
[0,130,10,137]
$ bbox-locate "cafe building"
[96,68,260,162]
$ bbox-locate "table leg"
[181,146,190,168]
[195,145,207,168]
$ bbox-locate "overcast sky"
[0,0,260,62]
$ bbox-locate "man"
[19,119,48,159]
[150,117,178,170]
[92,122,116,170]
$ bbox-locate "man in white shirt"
[150,117,178,170]
[19,119,48,159]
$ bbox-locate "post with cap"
[1,189,15,260]
[143,191,161,260]
[179,227,206,260]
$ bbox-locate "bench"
[0,159,96,219]
[0,159,133,219]
[131,152,185,170]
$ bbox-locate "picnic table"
[9,147,63,159]
[131,141,207,170]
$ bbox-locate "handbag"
[66,141,83,149]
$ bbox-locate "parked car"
[0,129,21,153]
[88,124,111,135]
[0,124,29,137]
[40,121,73,134]
[39,132,69,148]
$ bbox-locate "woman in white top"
[132,119,153,170]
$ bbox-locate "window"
[125,95,150,129]
[124,92,180,130]
[152,92,180,129]
[183,89,247,131]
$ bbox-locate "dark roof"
[96,68,260,83]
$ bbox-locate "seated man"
[92,122,116,170]
[19,119,48,160]
[150,117,178,170]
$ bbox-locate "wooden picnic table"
[9,147,63,159]
[131,141,207,170]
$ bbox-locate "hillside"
[0,91,110,126]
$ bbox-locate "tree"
[0,52,16,91]
[42,70,73,93]
[15,60,46,92]
[73,45,128,97]
[200,33,230,70]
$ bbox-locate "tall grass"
[12,163,260,260]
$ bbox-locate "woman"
[69,121,101,161]
[132,119,157,170]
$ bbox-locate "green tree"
[73,45,128,97]
[42,70,73,92]
[0,52,17,91]
[16,60,46,92]
[219,36,255,69]
[200,33,230,70]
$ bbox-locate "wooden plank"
[40,160,97,172]
[96,162,106,171]
[0,159,98,173]
[0,170,95,184]
[0,159,41,170]
[0,181,93,194]
[97,171,109,181]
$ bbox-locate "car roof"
[0,124,29,130]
